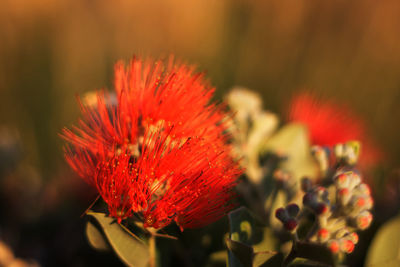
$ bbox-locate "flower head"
[62,57,241,229]
[287,92,383,166]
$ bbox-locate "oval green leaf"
[228,207,258,245]
[87,211,149,267]
[365,215,400,267]
[227,238,254,267]
[284,241,335,266]
[85,220,111,251]
[262,123,317,182]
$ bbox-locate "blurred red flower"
[62,57,241,229]
[287,92,383,167]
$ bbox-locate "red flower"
[62,57,241,229]
[287,92,382,166]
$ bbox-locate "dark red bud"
[275,207,288,222]
[284,218,298,231]
[315,203,329,215]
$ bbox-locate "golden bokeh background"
[1,0,400,178]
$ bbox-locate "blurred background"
[0,0,399,266]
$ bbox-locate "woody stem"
[149,233,156,267]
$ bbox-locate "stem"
[154,232,178,240]
[81,195,100,218]
[293,231,299,243]
[149,233,156,267]
[305,221,319,241]
[283,239,298,267]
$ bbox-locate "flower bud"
[344,141,361,165]
[334,142,360,166]
[366,196,374,209]
[315,203,329,215]
[356,196,373,210]
[286,203,300,218]
[303,192,317,207]
[284,218,298,231]
[328,240,340,254]
[357,183,371,196]
[337,188,351,206]
[340,239,355,254]
[350,195,373,212]
[348,232,359,244]
[334,144,344,159]
[275,207,288,223]
[317,228,330,243]
[348,172,361,189]
[355,211,373,230]
[312,146,329,173]
[315,186,328,199]
[335,172,350,189]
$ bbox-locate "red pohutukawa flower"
[62,57,241,229]
[287,92,383,166]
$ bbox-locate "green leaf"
[253,251,283,267]
[87,211,149,267]
[262,123,317,182]
[365,215,400,267]
[227,239,283,267]
[284,242,335,267]
[227,207,282,267]
[85,220,111,251]
[228,207,259,245]
[227,238,254,267]
[227,207,257,267]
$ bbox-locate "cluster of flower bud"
[275,203,300,232]
[334,141,360,166]
[312,141,361,177]
[302,183,330,216]
[325,231,358,254]
[333,170,373,230]
[299,172,372,254]
[274,141,373,256]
